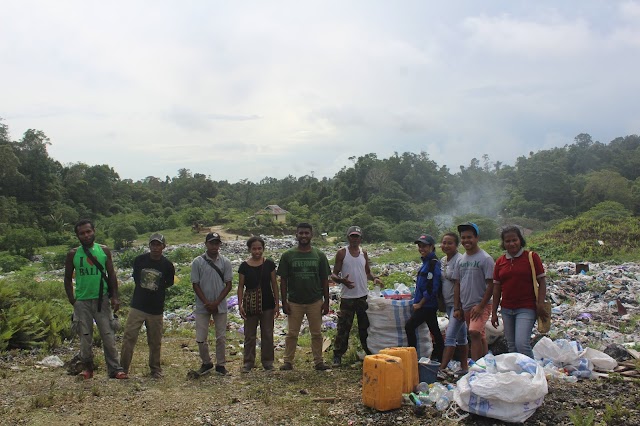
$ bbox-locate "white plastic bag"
[454,353,547,423]
[38,355,64,368]
[367,297,432,358]
[581,347,617,371]
[485,315,504,345]
[532,337,580,364]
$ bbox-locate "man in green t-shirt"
[64,219,127,380]
[278,223,331,371]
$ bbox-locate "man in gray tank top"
[330,226,382,367]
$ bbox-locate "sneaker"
[263,365,274,371]
[113,371,129,380]
[332,356,342,367]
[78,370,93,380]
[215,365,229,375]
[279,362,293,371]
[150,371,163,379]
[196,363,214,376]
[241,366,251,374]
[315,362,331,371]
[436,370,447,381]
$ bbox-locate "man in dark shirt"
[120,233,175,378]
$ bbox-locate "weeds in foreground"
[30,380,56,409]
[569,407,596,426]
[603,400,631,424]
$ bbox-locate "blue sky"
[2,1,639,182]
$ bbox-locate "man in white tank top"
[331,226,382,367]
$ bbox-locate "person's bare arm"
[321,278,330,315]
[280,277,290,315]
[237,273,246,319]
[63,250,76,305]
[330,249,353,287]
[103,247,120,312]
[270,269,280,318]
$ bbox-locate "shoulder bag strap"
[82,246,110,312]
[202,254,225,281]
[528,251,539,299]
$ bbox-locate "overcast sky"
[2,1,639,183]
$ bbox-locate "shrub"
[362,221,390,243]
[390,220,438,243]
[113,247,146,269]
[0,253,29,272]
[166,246,202,264]
[3,227,46,258]
[111,224,138,250]
[42,251,67,271]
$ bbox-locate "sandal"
[114,371,129,379]
[78,370,93,380]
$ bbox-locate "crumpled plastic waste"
[38,355,64,368]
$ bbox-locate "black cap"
[205,232,222,243]
[414,234,436,245]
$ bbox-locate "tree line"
[1,117,639,258]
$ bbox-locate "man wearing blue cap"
[452,222,495,360]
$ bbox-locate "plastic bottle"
[418,392,431,405]
[428,383,445,402]
[435,394,450,411]
[416,382,429,393]
[408,392,422,406]
[484,351,497,374]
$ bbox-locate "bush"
[42,251,67,271]
[165,277,195,311]
[44,232,76,247]
[362,221,390,243]
[166,246,202,264]
[390,220,438,243]
[113,246,146,269]
[3,227,46,258]
[111,224,138,250]
[0,253,29,272]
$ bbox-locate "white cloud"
[1,1,639,182]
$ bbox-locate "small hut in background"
[255,205,289,223]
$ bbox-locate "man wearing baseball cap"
[404,234,444,363]
[189,232,233,376]
[451,222,495,360]
[330,226,382,367]
[120,233,175,378]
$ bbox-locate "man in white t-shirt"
[330,226,382,367]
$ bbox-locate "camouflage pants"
[333,296,371,357]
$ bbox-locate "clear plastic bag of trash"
[38,355,64,368]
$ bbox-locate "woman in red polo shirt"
[491,226,548,359]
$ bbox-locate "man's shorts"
[464,303,492,338]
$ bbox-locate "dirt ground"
[1,336,639,426]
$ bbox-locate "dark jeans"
[405,307,444,362]
[333,296,371,357]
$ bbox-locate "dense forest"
[1,117,640,258]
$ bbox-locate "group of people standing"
[64,218,548,380]
[404,222,549,378]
